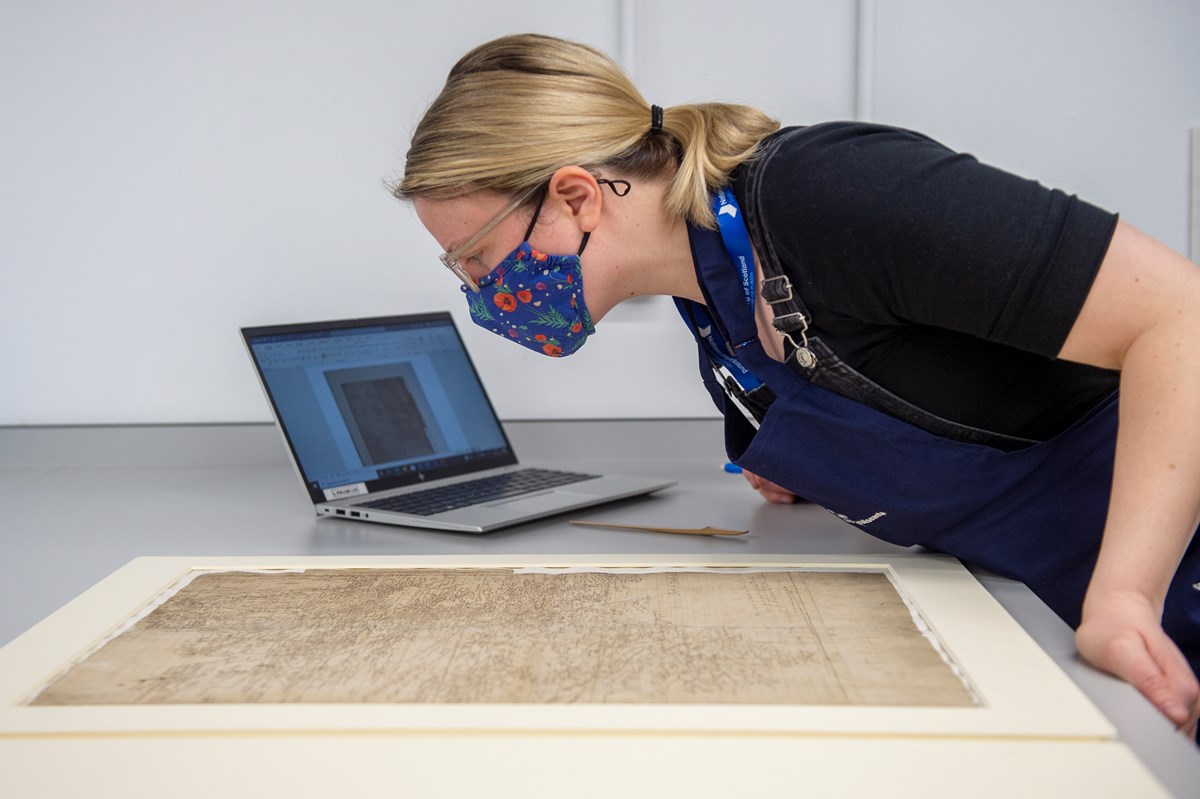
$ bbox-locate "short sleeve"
[740,124,1119,358]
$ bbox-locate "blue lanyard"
[674,189,763,392]
[711,187,756,313]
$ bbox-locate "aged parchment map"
[31,569,975,707]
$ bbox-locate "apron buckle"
[791,346,818,369]
[772,313,817,369]
[760,275,794,304]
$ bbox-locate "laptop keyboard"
[357,468,598,517]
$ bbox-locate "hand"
[1076,588,1200,739]
[742,468,798,504]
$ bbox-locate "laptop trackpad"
[487,491,589,514]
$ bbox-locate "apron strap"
[760,275,818,370]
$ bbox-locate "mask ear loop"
[577,178,631,255]
[522,184,549,242]
[597,178,631,196]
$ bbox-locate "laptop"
[241,312,674,532]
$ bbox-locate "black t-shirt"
[730,123,1120,441]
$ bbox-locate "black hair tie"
[650,104,664,133]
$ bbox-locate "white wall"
[1,1,1196,425]
[869,0,1200,253]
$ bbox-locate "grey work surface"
[2,420,1198,795]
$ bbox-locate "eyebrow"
[442,218,484,258]
[445,233,481,260]
[442,222,474,255]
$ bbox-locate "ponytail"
[655,102,779,227]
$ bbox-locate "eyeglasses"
[439,184,542,293]
[439,178,632,293]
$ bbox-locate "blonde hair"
[394,33,779,229]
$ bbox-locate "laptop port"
[350,511,361,518]
[336,509,346,516]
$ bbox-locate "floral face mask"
[462,241,594,357]
[459,178,629,357]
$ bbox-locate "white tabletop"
[1,420,1197,795]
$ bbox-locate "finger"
[1108,633,1193,726]
[741,470,796,503]
[1176,690,1199,741]
[754,479,793,503]
[1147,634,1200,727]
[754,475,788,496]
[766,484,796,502]
[1181,711,1198,742]
[743,471,777,496]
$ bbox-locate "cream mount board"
[0,553,1113,741]
[0,736,1170,799]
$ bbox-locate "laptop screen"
[242,312,516,503]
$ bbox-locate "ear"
[547,166,603,233]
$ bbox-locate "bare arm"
[1059,220,1200,735]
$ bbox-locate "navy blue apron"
[678,189,1200,678]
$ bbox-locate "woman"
[395,33,1200,737]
